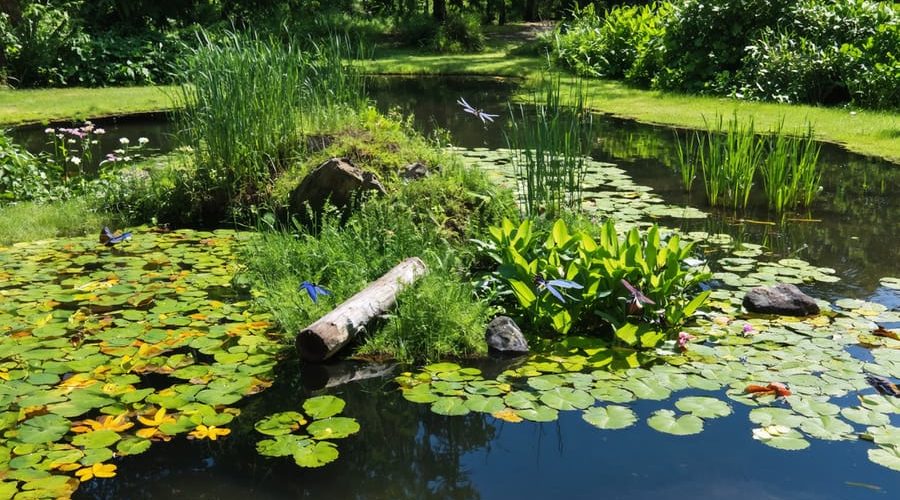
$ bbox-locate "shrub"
[659,0,794,92]
[394,13,440,48]
[433,11,485,53]
[553,3,669,81]
[0,131,62,203]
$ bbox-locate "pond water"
[9,77,898,499]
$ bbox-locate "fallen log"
[296,257,428,362]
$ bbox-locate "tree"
[433,0,446,21]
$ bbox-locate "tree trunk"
[524,0,537,21]
[296,257,428,362]
[499,0,506,25]
[433,0,446,22]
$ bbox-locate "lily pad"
[306,417,360,440]
[674,396,732,419]
[539,387,594,411]
[582,405,637,430]
[302,395,346,420]
[647,410,704,436]
[292,441,339,468]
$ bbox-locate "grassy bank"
[364,47,900,163]
[0,86,177,126]
[2,46,897,162]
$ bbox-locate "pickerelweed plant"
[505,75,594,218]
[483,217,710,348]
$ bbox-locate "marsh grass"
[675,113,822,213]
[175,30,367,216]
[506,75,593,217]
[0,198,116,245]
[761,121,822,212]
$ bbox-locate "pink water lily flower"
[677,331,695,350]
[742,323,755,335]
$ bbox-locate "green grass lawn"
[0,86,177,126]
[2,47,897,162]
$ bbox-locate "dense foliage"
[551,0,900,109]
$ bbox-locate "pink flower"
[677,331,695,350]
[743,323,755,335]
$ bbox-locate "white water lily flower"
[95,128,106,134]
[45,127,55,134]
[752,428,772,440]
[119,137,130,145]
[138,137,149,145]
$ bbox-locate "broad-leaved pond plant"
[484,217,710,347]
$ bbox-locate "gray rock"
[288,157,386,218]
[485,316,529,354]
[400,162,429,181]
[743,283,820,316]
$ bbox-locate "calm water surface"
[17,77,897,499]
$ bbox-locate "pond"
[6,77,899,499]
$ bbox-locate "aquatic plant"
[698,114,764,210]
[483,217,710,343]
[505,75,593,218]
[761,121,822,212]
[0,229,281,497]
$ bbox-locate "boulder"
[743,283,820,316]
[485,316,529,355]
[288,157,385,218]
[400,162,429,181]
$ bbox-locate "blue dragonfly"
[534,274,583,303]
[457,97,499,124]
[99,226,132,247]
[299,280,333,304]
[621,279,655,315]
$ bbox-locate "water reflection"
[77,360,494,500]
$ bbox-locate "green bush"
[553,3,669,81]
[0,131,63,203]
[433,11,485,53]
[394,13,440,48]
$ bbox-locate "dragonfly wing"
[547,279,583,290]
[544,283,567,303]
[314,285,333,298]
[457,97,473,110]
[481,112,499,123]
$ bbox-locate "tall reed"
[761,121,822,212]
[174,30,367,206]
[698,114,764,211]
[506,76,594,217]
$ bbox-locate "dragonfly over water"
[457,97,499,124]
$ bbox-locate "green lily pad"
[464,395,506,413]
[402,384,439,404]
[257,434,314,458]
[539,387,594,411]
[582,405,637,430]
[292,440,339,468]
[431,397,470,416]
[799,415,854,441]
[71,429,120,449]
[674,396,732,419]
[868,445,900,472]
[306,417,360,440]
[515,405,559,422]
[303,396,346,420]
[841,407,890,426]
[255,412,307,436]
[749,407,805,428]
[17,415,70,444]
[647,410,703,436]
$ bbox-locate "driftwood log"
[296,257,428,362]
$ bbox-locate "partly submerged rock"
[743,283,820,316]
[288,157,386,218]
[485,316,529,355]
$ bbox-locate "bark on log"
[296,257,428,362]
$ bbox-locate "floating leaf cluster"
[0,229,281,497]
[254,395,359,468]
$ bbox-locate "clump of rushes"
[175,30,367,220]
[506,74,594,218]
[674,114,822,213]
[761,121,822,213]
